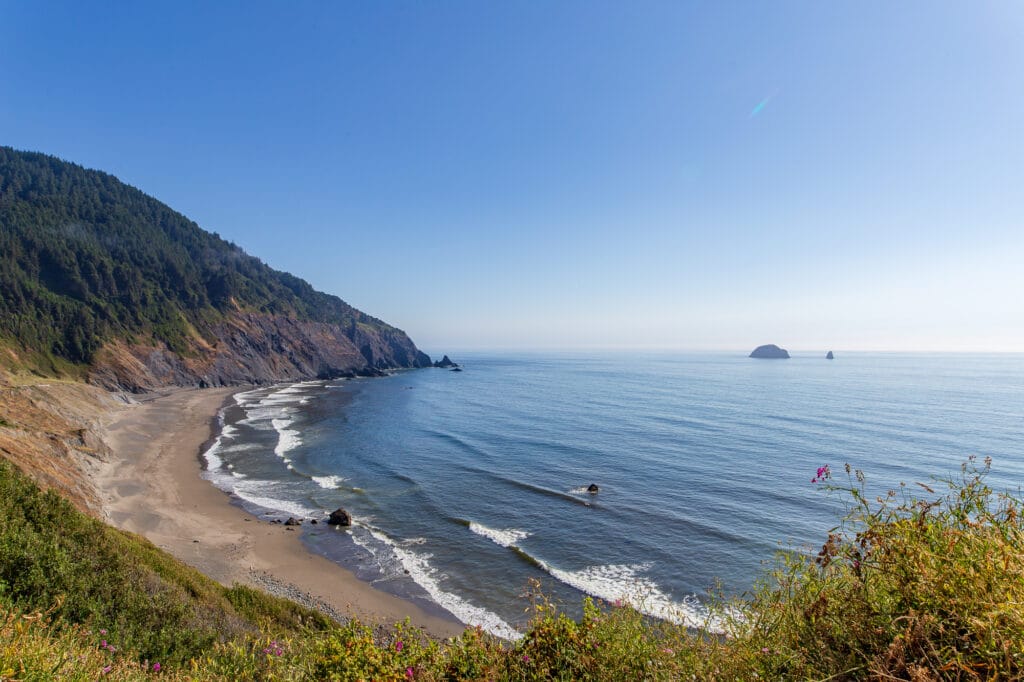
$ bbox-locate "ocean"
[200,352,1024,639]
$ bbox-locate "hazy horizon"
[426,346,1024,355]
[3,3,1022,353]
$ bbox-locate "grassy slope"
[0,459,333,668]
[3,457,1023,680]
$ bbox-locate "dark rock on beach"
[284,517,302,526]
[826,350,834,360]
[327,507,352,526]
[749,344,790,359]
[586,483,600,493]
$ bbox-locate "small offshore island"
[749,343,790,359]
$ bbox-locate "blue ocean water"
[201,352,1024,638]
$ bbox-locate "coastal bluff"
[0,146,431,391]
[749,344,790,359]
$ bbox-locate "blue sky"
[2,2,1022,352]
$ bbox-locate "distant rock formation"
[586,483,600,494]
[826,351,834,360]
[434,355,459,368]
[749,344,790,359]
[450,367,463,372]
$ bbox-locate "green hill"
[0,146,430,389]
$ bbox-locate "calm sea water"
[201,352,1024,638]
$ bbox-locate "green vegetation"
[0,146,396,368]
[0,458,332,668]
[2,457,1022,680]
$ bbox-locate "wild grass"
[1,456,1021,680]
[0,459,331,668]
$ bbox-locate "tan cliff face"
[0,372,120,515]
[86,310,431,392]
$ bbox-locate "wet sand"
[94,387,464,638]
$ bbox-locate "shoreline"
[94,385,464,639]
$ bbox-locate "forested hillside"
[0,147,430,388]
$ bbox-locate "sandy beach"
[94,386,464,639]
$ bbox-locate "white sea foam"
[311,475,347,489]
[238,404,296,429]
[352,528,522,641]
[233,388,263,407]
[235,385,310,429]
[259,384,310,405]
[468,522,530,548]
[271,418,302,457]
[230,486,320,519]
[202,440,223,471]
[536,560,723,632]
[221,442,263,453]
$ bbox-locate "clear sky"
[2,2,1023,353]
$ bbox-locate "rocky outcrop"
[586,483,600,493]
[88,310,431,392]
[826,351,834,360]
[749,344,790,359]
[433,355,459,368]
[327,508,352,526]
[0,375,117,515]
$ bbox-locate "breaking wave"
[468,522,531,549]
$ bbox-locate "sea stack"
[749,344,790,359]
[826,350,834,360]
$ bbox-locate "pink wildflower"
[99,629,108,635]
[102,666,112,675]
[395,640,404,651]
[152,663,161,672]
[522,654,530,663]
[406,667,414,678]
[100,640,107,648]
